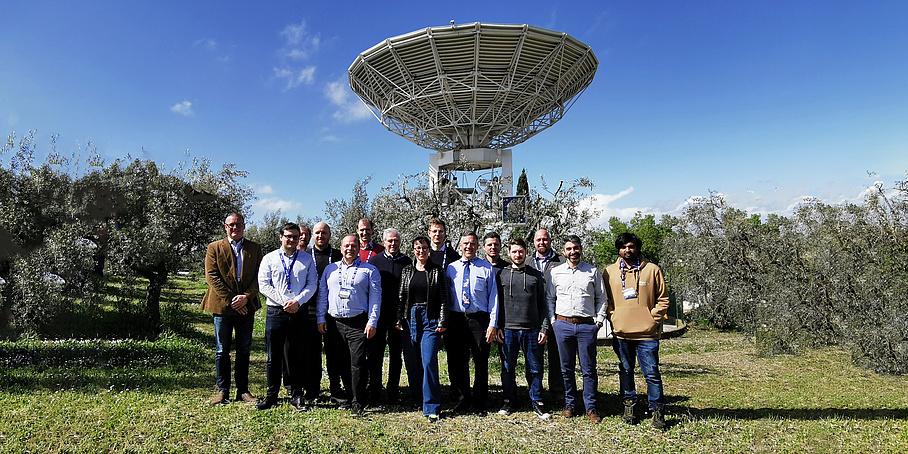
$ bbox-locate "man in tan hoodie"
[605,232,670,430]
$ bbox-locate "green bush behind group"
[3,130,908,375]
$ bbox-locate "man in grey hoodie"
[494,238,551,419]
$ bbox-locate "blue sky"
[3,1,907,227]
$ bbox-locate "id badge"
[622,287,637,300]
[338,287,352,299]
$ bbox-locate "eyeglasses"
[225,223,244,228]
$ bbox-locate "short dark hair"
[614,232,642,250]
[563,234,582,248]
[280,222,301,236]
[508,238,527,249]
[428,218,446,229]
[461,232,479,242]
[412,236,431,249]
[482,231,501,243]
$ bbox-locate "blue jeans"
[612,338,664,410]
[499,328,544,402]
[213,312,255,394]
[401,306,443,416]
[552,319,599,411]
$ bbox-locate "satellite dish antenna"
[349,22,597,197]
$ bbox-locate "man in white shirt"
[256,223,318,411]
[545,235,607,423]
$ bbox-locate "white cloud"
[325,79,372,123]
[274,66,316,90]
[193,38,218,51]
[253,197,301,214]
[579,187,650,227]
[170,101,193,116]
[280,20,320,60]
[254,184,275,195]
[325,80,349,105]
[321,135,340,142]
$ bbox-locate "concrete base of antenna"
[429,148,513,196]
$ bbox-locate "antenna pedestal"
[430,148,512,197]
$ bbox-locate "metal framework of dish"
[348,22,598,152]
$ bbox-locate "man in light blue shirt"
[256,222,318,411]
[444,232,499,414]
[317,234,382,414]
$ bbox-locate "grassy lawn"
[1,275,907,453]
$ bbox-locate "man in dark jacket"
[367,228,412,405]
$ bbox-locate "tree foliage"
[332,172,598,256]
[662,185,908,374]
[0,131,252,335]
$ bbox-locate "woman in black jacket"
[397,235,450,422]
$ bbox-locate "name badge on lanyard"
[339,262,359,299]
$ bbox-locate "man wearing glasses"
[256,223,318,411]
[201,213,264,405]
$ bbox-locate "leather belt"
[556,314,595,325]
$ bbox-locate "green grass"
[1,276,907,452]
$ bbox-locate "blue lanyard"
[310,247,332,264]
[341,260,361,288]
[279,250,299,293]
[620,257,641,291]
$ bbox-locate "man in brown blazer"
[201,213,264,405]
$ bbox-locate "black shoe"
[497,399,512,416]
[291,395,309,412]
[623,400,636,425]
[329,396,349,406]
[532,401,551,420]
[452,399,472,414]
[651,408,666,430]
[256,396,278,411]
[387,388,399,406]
[350,403,364,416]
[426,414,439,423]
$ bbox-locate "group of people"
[201,213,671,429]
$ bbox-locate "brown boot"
[209,391,228,405]
[236,392,257,404]
[586,409,602,424]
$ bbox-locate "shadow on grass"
[0,337,210,392]
[683,406,908,421]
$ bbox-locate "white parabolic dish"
[349,22,598,152]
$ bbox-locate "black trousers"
[282,305,323,400]
[265,305,306,397]
[328,313,368,406]
[443,311,491,409]
[366,319,405,403]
